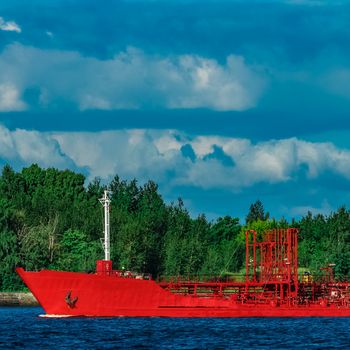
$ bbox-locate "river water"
[0,307,349,349]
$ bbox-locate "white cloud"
[165,54,266,111]
[0,43,267,112]
[51,129,185,183]
[183,137,350,189]
[153,131,183,156]
[0,125,17,158]
[0,126,74,169]
[1,126,350,192]
[0,17,21,33]
[0,83,26,111]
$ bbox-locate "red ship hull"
[16,268,350,317]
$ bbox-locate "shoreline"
[0,292,39,306]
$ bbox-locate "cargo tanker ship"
[17,191,350,317]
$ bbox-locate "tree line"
[0,164,349,291]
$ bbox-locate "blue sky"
[1,0,350,221]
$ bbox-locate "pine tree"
[245,200,268,224]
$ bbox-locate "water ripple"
[1,307,349,349]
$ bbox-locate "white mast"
[99,190,111,261]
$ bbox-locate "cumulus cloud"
[1,125,350,192]
[0,83,26,111]
[0,17,21,33]
[0,44,266,112]
[0,125,75,169]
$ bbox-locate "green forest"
[0,164,349,291]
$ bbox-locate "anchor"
[65,290,78,308]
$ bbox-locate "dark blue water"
[0,307,349,349]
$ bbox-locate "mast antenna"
[99,190,111,261]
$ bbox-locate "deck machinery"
[159,228,350,309]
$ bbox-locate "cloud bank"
[1,125,350,192]
[0,44,266,112]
